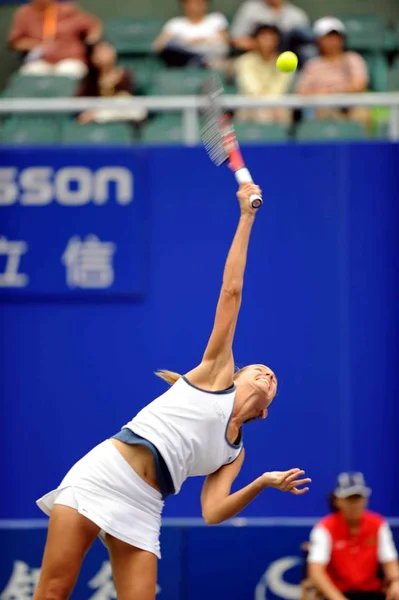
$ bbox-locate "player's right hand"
[237,183,262,215]
[261,468,311,495]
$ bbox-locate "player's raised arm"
[185,182,261,390]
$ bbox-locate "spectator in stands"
[153,0,229,68]
[77,41,147,124]
[8,0,101,78]
[296,17,369,122]
[230,0,312,64]
[308,472,399,600]
[235,24,293,123]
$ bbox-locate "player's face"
[337,495,367,521]
[238,364,277,415]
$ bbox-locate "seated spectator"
[235,24,293,123]
[231,0,312,64]
[296,17,369,122]
[153,0,229,68]
[308,472,399,600]
[8,0,101,79]
[77,41,147,124]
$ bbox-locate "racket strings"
[202,118,227,166]
[200,73,228,167]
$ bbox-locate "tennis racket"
[201,73,263,210]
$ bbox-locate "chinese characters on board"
[0,235,116,291]
[0,561,161,600]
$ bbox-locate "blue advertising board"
[1,521,398,600]
[1,143,399,521]
[0,148,150,297]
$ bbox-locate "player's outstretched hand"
[262,468,311,495]
[237,183,262,215]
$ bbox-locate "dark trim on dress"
[182,375,235,395]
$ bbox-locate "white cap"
[313,17,346,38]
[334,472,372,499]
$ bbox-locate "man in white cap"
[308,472,399,600]
[296,17,369,121]
[230,0,312,63]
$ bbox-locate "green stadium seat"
[224,82,238,95]
[376,122,389,139]
[384,29,397,52]
[61,121,133,145]
[118,56,161,95]
[0,116,60,145]
[103,18,163,55]
[387,65,399,91]
[364,52,388,92]
[3,74,78,98]
[141,115,184,144]
[338,14,386,51]
[296,119,367,141]
[233,122,289,142]
[151,68,210,95]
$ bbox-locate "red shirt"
[309,511,396,592]
[8,2,99,64]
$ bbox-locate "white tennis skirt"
[36,439,164,558]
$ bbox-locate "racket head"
[201,73,263,210]
[200,73,229,167]
[201,73,244,172]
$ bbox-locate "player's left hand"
[387,580,399,600]
[261,468,311,495]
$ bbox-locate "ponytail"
[155,369,182,385]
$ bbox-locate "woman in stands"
[34,182,311,600]
[77,41,147,125]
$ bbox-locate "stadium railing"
[1,92,399,145]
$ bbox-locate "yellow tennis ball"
[276,51,298,73]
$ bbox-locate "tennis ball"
[276,51,298,73]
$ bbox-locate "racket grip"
[235,167,263,209]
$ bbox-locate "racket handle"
[235,167,263,210]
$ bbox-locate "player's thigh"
[106,534,158,600]
[34,505,100,600]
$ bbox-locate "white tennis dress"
[37,376,243,558]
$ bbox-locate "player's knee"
[36,575,75,600]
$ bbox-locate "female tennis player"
[34,182,311,600]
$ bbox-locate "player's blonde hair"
[155,366,250,386]
[155,370,182,385]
